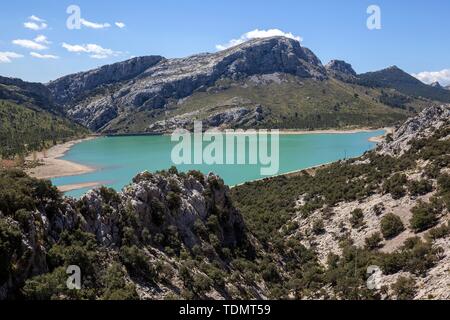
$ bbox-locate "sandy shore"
[276,127,391,135]
[368,127,394,143]
[26,137,97,180]
[57,182,104,193]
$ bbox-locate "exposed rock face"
[47,37,326,131]
[378,104,450,155]
[47,56,165,106]
[78,171,246,249]
[0,170,248,299]
[325,60,357,81]
[147,105,265,133]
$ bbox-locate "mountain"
[47,37,423,134]
[325,60,357,81]
[357,66,450,103]
[1,105,449,300]
[0,76,55,113]
[445,85,450,91]
[430,81,443,89]
[0,77,88,158]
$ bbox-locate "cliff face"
[46,37,327,131]
[0,169,253,300]
[378,104,450,155]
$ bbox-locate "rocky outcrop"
[147,104,265,133]
[325,60,357,81]
[378,104,450,155]
[77,171,246,249]
[47,37,326,131]
[0,170,249,299]
[47,56,165,106]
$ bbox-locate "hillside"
[0,78,89,159]
[46,37,434,134]
[357,66,450,103]
[231,104,450,299]
[0,105,448,300]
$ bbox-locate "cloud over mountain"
[413,68,450,86]
[216,29,303,50]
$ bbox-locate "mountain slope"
[0,77,89,158]
[47,37,428,134]
[231,104,450,299]
[48,37,328,132]
[357,66,450,103]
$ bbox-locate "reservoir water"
[52,130,384,198]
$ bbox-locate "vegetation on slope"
[357,67,450,103]
[0,100,88,159]
[231,123,449,299]
[104,76,428,134]
[0,110,448,300]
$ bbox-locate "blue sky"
[0,0,449,84]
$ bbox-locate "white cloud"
[0,51,23,63]
[62,42,121,59]
[80,18,111,29]
[34,35,51,44]
[30,52,59,59]
[115,22,126,28]
[24,15,48,30]
[24,21,48,30]
[216,29,303,51]
[12,39,48,50]
[413,69,450,86]
[29,15,45,22]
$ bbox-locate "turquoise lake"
[52,130,384,198]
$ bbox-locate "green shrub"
[166,191,181,211]
[426,223,450,241]
[437,174,450,193]
[383,173,407,199]
[0,219,23,283]
[380,213,405,239]
[391,277,416,300]
[410,200,442,232]
[22,267,70,300]
[101,263,138,300]
[312,219,325,235]
[365,232,383,250]
[119,246,155,282]
[408,179,433,197]
[350,209,365,229]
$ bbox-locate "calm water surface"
[52,131,384,198]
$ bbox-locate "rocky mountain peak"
[47,36,327,131]
[378,104,450,155]
[325,59,357,80]
[430,81,443,88]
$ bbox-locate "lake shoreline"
[29,127,391,194]
[26,136,98,181]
